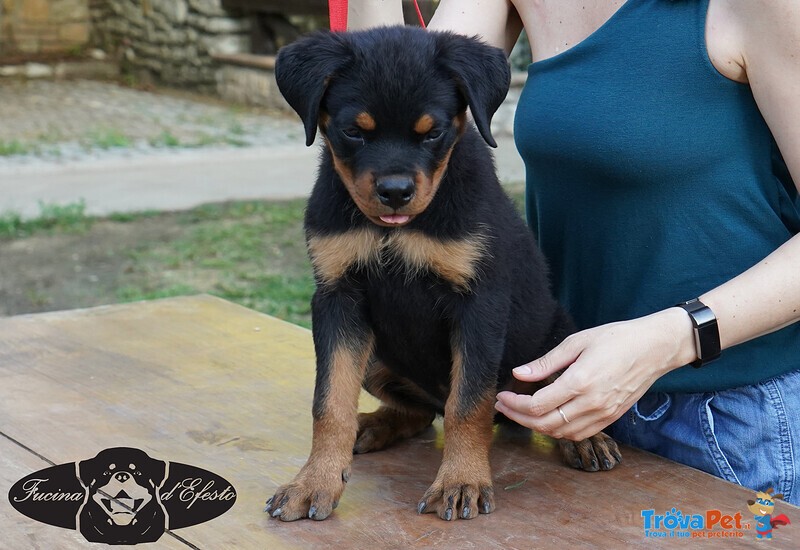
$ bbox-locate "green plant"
[0,200,92,238]
[0,139,32,156]
[85,129,132,150]
[149,131,182,148]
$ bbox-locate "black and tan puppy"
[266,26,620,522]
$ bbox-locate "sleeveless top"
[514,0,800,392]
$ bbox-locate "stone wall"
[90,0,251,88]
[0,0,91,57]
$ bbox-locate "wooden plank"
[0,295,797,548]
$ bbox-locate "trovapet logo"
[746,487,791,540]
[642,487,793,541]
[641,507,749,539]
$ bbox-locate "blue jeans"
[606,368,800,506]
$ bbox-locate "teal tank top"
[514,0,799,392]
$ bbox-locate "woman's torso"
[512,0,800,392]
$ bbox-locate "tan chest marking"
[307,227,383,287]
[307,228,489,291]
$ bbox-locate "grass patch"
[149,131,182,148]
[85,129,132,150]
[0,139,33,156]
[1,187,525,329]
[0,200,92,238]
[121,198,314,327]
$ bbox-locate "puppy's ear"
[435,32,510,147]
[275,31,353,146]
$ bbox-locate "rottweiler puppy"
[267,25,621,522]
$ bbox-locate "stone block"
[187,13,249,33]
[50,0,90,21]
[200,33,249,55]
[24,62,53,77]
[150,0,188,24]
[20,0,51,22]
[187,0,227,17]
[215,65,286,110]
[59,22,90,43]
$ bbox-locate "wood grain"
[0,295,796,548]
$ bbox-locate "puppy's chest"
[306,227,489,292]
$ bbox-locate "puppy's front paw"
[265,465,351,521]
[417,464,494,520]
[558,432,622,472]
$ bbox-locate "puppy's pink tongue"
[379,215,410,225]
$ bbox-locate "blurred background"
[0,0,528,326]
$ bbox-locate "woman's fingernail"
[513,365,532,375]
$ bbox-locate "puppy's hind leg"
[355,360,438,454]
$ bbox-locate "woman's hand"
[494,308,697,441]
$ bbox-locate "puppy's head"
[275,26,510,227]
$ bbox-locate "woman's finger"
[512,333,585,382]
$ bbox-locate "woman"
[349,0,800,504]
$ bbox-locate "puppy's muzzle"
[376,175,415,210]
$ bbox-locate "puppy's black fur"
[267,26,620,523]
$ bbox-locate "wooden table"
[1,295,796,548]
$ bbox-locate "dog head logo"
[746,487,791,540]
[78,448,167,544]
[275,26,511,228]
[9,446,236,545]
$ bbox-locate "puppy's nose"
[376,176,415,210]
[114,472,130,482]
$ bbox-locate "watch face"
[678,300,721,366]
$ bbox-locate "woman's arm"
[706,0,800,347]
[347,0,523,53]
[495,0,800,442]
[429,0,522,53]
[347,0,404,30]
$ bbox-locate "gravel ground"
[0,79,305,169]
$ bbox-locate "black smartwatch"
[676,299,721,368]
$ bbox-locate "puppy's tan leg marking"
[355,360,438,453]
[418,347,495,521]
[267,337,373,521]
[355,406,436,454]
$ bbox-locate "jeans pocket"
[633,392,671,421]
[699,394,741,485]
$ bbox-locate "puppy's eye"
[424,129,444,142]
[341,127,363,141]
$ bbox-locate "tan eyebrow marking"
[355,112,376,131]
[414,114,435,135]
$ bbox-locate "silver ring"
[558,406,570,424]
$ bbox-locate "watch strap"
[676,299,721,368]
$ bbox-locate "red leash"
[328,0,427,32]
